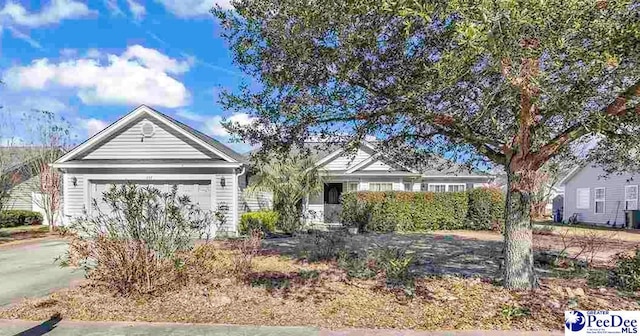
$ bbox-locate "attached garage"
[89,180,212,215]
[52,105,247,234]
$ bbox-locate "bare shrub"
[60,184,223,296]
[556,229,616,265]
[233,229,263,276]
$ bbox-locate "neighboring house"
[52,105,247,233]
[53,105,494,232]
[294,141,494,223]
[0,149,60,224]
[561,163,639,226]
[1,149,40,212]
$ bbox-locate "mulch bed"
[0,246,638,331]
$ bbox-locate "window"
[369,182,393,191]
[576,188,590,209]
[447,184,466,192]
[427,183,465,193]
[347,182,359,192]
[626,185,638,210]
[404,183,412,191]
[429,184,447,193]
[594,187,605,214]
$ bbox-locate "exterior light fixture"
[220,177,226,188]
[72,177,78,187]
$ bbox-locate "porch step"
[307,222,344,231]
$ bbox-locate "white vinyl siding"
[4,176,38,211]
[83,117,213,160]
[361,160,395,171]
[626,185,638,210]
[594,187,605,214]
[214,174,235,230]
[323,149,370,171]
[64,174,85,217]
[576,188,590,209]
[346,182,359,192]
[369,182,393,191]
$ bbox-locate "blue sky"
[0,0,256,152]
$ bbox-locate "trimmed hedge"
[239,210,279,234]
[340,187,504,232]
[0,210,43,228]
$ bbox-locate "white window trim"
[369,182,393,191]
[346,181,359,192]
[428,183,466,193]
[576,188,590,209]
[594,187,605,214]
[625,185,638,210]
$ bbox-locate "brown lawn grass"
[0,242,638,331]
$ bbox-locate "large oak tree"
[213,0,640,289]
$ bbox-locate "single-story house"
[54,105,495,233]
[244,141,495,223]
[560,163,639,226]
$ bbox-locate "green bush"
[341,188,503,233]
[0,210,43,228]
[299,230,346,262]
[337,250,377,279]
[239,211,278,235]
[612,249,640,291]
[373,246,414,289]
[466,187,505,230]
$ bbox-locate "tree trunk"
[503,171,537,289]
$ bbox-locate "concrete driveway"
[0,239,83,306]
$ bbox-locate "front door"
[324,183,343,223]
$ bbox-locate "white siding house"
[299,142,494,223]
[561,164,639,226]
[53,105,495,232]
[53,105,247,234]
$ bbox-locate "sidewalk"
[0,319,563,336]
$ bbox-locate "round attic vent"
[141,121,155,137]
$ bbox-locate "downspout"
[234,164,247,236]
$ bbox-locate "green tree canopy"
[213,0,640,288]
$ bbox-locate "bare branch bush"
[60,184,224,296]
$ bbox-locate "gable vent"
[141,121,155,137]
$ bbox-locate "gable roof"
[54,105,246,165]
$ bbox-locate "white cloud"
[103,0,123,15]
[85,48,102,59]
[20,96,68,114]
[59,48,77,57]
[6,26,42,50]
[0,0,94,28]
[155,0,232,18]
[126,0,145,20]
[176,109,207,122]
[81,118,108,136]
[123,45,190,74]
[206,112,254,137]
[3,45,191,108]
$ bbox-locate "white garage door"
[90,180,211,215]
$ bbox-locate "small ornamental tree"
[23,110,71,230]
[213,1,640,289]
